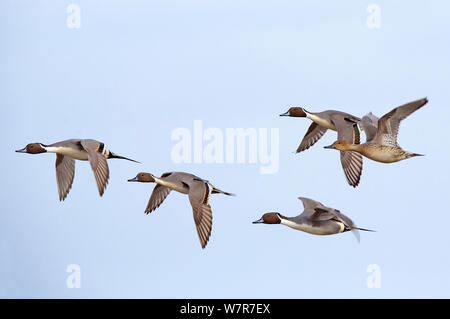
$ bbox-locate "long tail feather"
[110,152,141,163]
[353,227,376,232]
[212,188,236,196]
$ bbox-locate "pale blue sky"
[1,0,450,298]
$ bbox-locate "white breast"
[280,219,322,235]
[45,146,89,161]
[280,219,344,235]
[155,178,189,194]
[306,113,336,131]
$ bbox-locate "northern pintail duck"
[127,172,235,249]
[253,197,374,242]
[280,107,363,187]
[16,139,139,200]
[324,98,428,163]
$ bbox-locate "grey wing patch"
[309,206,336,221]
[361,112,379,142]
[298,197,323,209]
[315,206,360,242]
[188,181,213,249]
[333,115,361,144]
[55,154,75,201]
[296,122,328,153]
[145,184,171,214]
[375,98,427,146]
[317,207,354,227]
[332,209,360,242]
[81,140,110,196]
[333,116,363,187]
[363,112,379,124]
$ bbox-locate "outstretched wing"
[145,184,171,214]
[296,122,328,153]
[81,139,110,196]
[298,197,323,209]
[332,116,363,187]
[55,154,75,201]
[188,180,213,249]
[375,98,428,146]
[360,112,379,142]
[313,206,360,242]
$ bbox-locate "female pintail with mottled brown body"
[127,172,235,249]
[253,197,374,242]
[280,107,363,187]
[15,139,139,200]
[324,98,428,163]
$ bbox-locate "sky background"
[1,0,450,298]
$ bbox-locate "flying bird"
[253,196,374,242]
[280,107,363,187]
[128,171,234,249]
[16,139,139,200]
[324,98,428,163]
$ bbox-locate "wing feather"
[55,154,75,201]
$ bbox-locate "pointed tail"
[212,187,236,196]
[109,152,141,163]
[411,153,425,157]
[353,227,376,232]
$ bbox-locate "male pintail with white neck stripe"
[280,107,363,187]
[253,197,374,242]
[16,139,139,200]
[128,172,235,249]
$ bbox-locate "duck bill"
[279,110,290,117]
[323,144,335,149]
[252,218,264,224]
[15,147,27,153]
[127,177,139,182]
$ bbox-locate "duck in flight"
[253,197,374,242]
[127,172,235,249]
[324,98,428,163]
[16,139,139,200]
[280,107,363,187]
